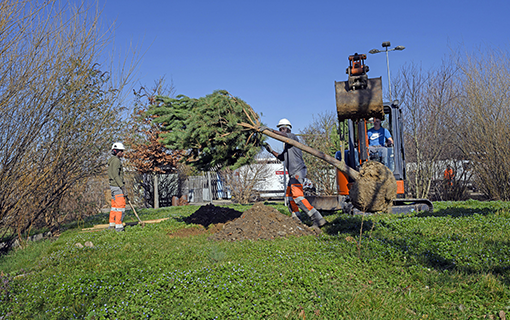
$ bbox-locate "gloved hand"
[263,142,273,154]
[258,126,271,133]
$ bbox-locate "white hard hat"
[111,142,125,151]
[277,118,292,129]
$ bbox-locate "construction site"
[2,0,510,318]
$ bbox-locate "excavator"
[305,53,433,214]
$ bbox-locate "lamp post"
[369,41,405,102]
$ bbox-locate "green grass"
[2,201,510,319]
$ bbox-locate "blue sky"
[101,0,510,149]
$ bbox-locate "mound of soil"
[208,202,315,242]
[349,161,397,212]
[184,204,243,227]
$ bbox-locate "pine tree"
[149,90,264,171]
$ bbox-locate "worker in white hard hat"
[108,142,127,231]
[259,119,326,228]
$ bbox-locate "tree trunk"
[260,129,360,181]
[207,171,213,204]
[154,173,159,209]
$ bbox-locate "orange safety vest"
[444,168,454,186]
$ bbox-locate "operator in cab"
[368,117,394,169]
[368,117,393,147]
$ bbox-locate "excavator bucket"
[335,77,384,121]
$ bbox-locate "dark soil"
[208,202,315,242]
[184,204,243,227]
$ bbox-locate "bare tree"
[453,48,510,200]
[220,154,273,204]
[0,1,135,241]
[393,61,459,199]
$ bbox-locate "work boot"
[311,211,326,228]
[291,212,302,223]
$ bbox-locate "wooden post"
[154,173,159,209]
[207,171,213,204]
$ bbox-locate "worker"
[108,142,127,232]
[368,117,393,147]
[259,119,326,228]
[367,117,394,167]
[444,165,454,186]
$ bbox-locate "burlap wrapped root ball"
[349,161,397,212]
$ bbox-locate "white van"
[252,157,287,199]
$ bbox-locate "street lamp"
[369,41,405,102]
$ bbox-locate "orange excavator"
[306,53,433,214]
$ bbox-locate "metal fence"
[185,172,229,203]
[139,172,229,207]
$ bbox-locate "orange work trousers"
[109,186,125,227]
[286,177,315,215]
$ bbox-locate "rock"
[84,241,94,248]
[31,233,43,242]
[75,243,84,248]
[345,236,356,243]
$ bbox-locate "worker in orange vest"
[444,165,454,186]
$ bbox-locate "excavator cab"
[337,101,404,194]
[335,101,432,213]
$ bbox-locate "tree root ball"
[349,161,397,212]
